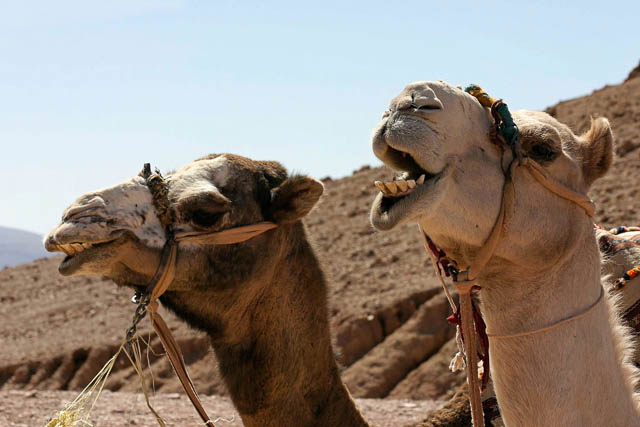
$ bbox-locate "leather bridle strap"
[146,241,178,302]
[136,163,278,426]
[522,158,595,217]
[149,301,213,424]
[174,221,278,245]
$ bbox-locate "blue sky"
[2,1,638,234]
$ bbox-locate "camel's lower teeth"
[374,174,426,197]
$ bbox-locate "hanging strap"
[148,302,215,425]
[455,280,485,427]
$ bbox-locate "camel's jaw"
[370,114,450,231]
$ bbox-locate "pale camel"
[45,154,368,427]
[369,80,640,426]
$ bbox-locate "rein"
[420,85,597,427]
[130,163,277,425]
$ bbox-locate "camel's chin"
[370,168,448,231]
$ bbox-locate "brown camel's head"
[370,80,613,272]
[44,154,324,293]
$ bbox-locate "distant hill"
[0,226,51,268]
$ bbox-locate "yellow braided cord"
[465,84,497,108]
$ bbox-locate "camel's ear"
[270,176,324,223]
[578,117,613,187]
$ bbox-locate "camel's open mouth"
[370,146,448,231]
[374,148,442,212]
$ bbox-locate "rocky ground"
[1,61,639,425]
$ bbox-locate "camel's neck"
[479,228,639,425]
[162,222,368,427]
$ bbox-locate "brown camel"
[45,154,368,427]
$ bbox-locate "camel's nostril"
[411,96,443,112]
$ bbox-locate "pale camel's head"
[370,81,613,272]
[597,228,640,283]
[44,154,323,293]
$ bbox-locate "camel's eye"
[529,143,557,162]
[600,240,613,253]
[191,210,224,228]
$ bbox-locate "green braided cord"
[465,84,519,147]
[494,103,518,146]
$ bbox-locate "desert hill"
[1,65,639,425]
[0,226,51,269]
